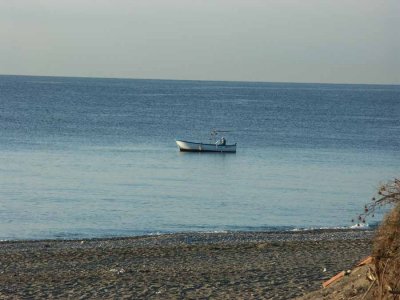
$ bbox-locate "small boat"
[176,130,237,153]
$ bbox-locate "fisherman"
[220,137,226,146]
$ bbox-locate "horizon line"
[0,73,399,87]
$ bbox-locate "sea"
[0,75,399,240]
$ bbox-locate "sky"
[0,0,399,84]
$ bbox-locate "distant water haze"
[0,75,399,240]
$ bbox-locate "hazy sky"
[0,0,399,84]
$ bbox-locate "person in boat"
[220,137,226,146]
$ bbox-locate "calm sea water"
[0,75,399,240]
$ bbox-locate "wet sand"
[0,230,373,299]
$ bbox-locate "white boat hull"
[176,140,236,153]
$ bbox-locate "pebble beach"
[0,229,373,299]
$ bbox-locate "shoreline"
[0,227,373,243]
[0,229,374,299]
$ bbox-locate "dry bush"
[372,202,400,299]
[355,179,400,224]
[360,179,400,299]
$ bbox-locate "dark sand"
[0,230,373,299]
